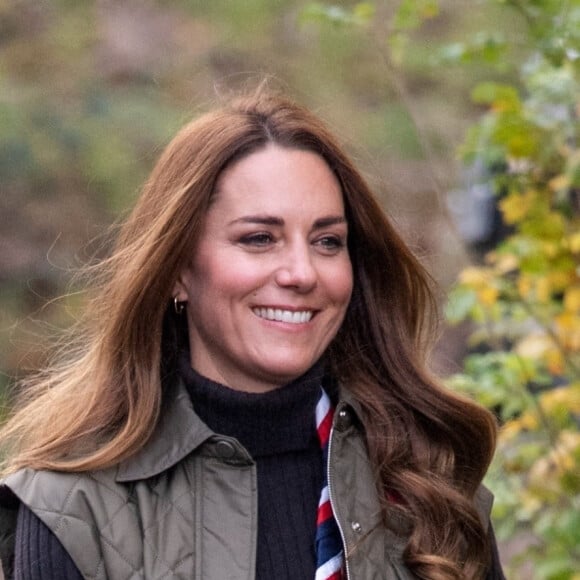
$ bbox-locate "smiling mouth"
[252,308,314,324]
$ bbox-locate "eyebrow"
[228,215,347,229]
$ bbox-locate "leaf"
[499,191,534,224]
[445,286,477,323]
[436,34,508,67]
[436,42,467,64]
[549,173,571,192]
[478,286,500,307]
[569,232,580,253]
[545,348,565,376]
[352,2,375,23]
[535,275,552,304]
[492,251,519,274]
[515,333,554,359]
[540,385,580,416]
[442,0,580,574]
[534,553,577,579]
[564,287,580,313]
[393,0,439,32]
[300,3,350,26]
[554,313,580,350]
[471,82,521,110]
[500,413,538,441]
[458,266,493,286]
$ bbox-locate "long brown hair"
[0,89,497,578]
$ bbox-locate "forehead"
[211,144,345,217]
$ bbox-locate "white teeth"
[253,308,313,324]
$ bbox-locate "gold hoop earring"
[174,297,185,315]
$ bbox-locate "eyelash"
[315,236,345,251]
[239,232,274,246]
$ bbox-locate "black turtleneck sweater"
[13,361,327,580]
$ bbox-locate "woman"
[0,90,504,579]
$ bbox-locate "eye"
[238,232,275,247]
[314,235,346,254]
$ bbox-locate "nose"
[274,241,317,292]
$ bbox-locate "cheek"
[196,255,267,299]
[327,261,354,307]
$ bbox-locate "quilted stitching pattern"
[7,463,199,580]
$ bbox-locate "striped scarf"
[314,388,344,580]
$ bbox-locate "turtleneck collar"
[178,353,326,458]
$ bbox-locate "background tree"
[445,2,580,576]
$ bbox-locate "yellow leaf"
[500,413,538,441]
[555,312,580,350]
[519,490,543,514]
[570,232,580,253]
[459,267,492,287]
[536,276,552,303]
[515,333,553,359]
[499,191,533,224]
[477,286,499,306]
[556,312,577,330]
[564,286,580,313]
[548,174,570,192]
[515,334,567,376]
[540,384,580,415]
[546,349,565,375]
[518,275,533,299]
[495,253,519,273]
[548,270,574,292]
[528,430,580,491]
[541,241,559,258]
[518,274,570,303]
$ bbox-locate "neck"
[178,353,327,457]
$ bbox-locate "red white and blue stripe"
[315,388,344,580]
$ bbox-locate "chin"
[260,361,318,384]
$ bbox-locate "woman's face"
[174,144,353,393]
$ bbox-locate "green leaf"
[445,286,477,323]
[534,555,577,580]
[352,2,375,23]
[471,82,521,109]
[435,34,508,67]
[393,0,439,32]
[300,3,350,26]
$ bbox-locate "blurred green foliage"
[443,2,580,577]
[306,0,580,577]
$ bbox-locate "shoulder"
[2,468,135,580]
[3,466,126,525]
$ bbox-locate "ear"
[172,268,192,302]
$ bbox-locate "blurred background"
[0,0,503,382]
[1,1,579,577]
